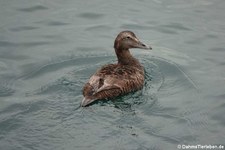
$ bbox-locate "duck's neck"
[115,48,139,65]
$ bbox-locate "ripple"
[21,41,51,47]
[0,82,15,97]
[77,12,104,19]
[185,112,210,130]
[76,46,105,52]
[216,94,225,100]
[120,24,151,30]
[2,52,201,149]
[9,26,39,32]
[0,101,47,134]
[85,24,112,31]
[0,51,29,60]
[205,34,218,39]
[209,47,225,52]
[21,55,112,79]
[154,27,178,34]
[149,57,198,95]
[19,53,159,110]
[0,101,46,118]
[219,62,225,66]
[27,76,81,96]
[0,118,23,134]
[0,41,15,47]
[0,40,51,48]
[24,53,198,109]
[160,23,192,31]
[210,95,225,126]
[46,21,69,26]
[17,5,48,12]
[22,54,113,99]
[36,20,70,26]
[0,0,224,149]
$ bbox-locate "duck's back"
[82,63,145,102]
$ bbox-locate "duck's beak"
[133,38,152,50]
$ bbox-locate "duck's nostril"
[139,42,152,50]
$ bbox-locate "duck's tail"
[81,97,97,107]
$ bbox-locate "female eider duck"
[82,31,152,106]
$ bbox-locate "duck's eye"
[125,36,131,40]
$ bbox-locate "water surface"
[0,0,225,150]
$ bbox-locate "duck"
[81,31,152,107]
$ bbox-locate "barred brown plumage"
[81,31,152,107]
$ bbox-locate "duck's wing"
[82,64,144,106]
[82,74,123,106]
[83,74,123,97]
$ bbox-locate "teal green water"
[0,0,225,150]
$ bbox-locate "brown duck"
[82,31,152,106]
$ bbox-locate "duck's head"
[114,31,152,50]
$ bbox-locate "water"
[0,0,225,150]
